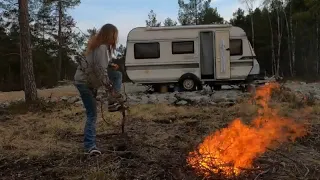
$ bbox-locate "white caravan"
[124,24,260,91]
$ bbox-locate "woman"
[74,23,121,155]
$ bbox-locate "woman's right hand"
[110,63,119,70]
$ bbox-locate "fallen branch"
[121,109,127,133]
[98,98,129,134]
[99,99,113,126]
[104,149,134,154]
[302,162,310,178]
[239,166,271,172]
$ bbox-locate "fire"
[187,82,307,177]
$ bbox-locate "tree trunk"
[303,53,307,74]
[195,0,198,25]
[290,5,296,76]
[18,0,38,102]
[267,11,276,76]
[20,51,24,89]
[250,10,255,50]
[316,19,319,74]
[283,7,292,76]
[276,6,282,77]
[57,0,63,81]
[42,20,45,46]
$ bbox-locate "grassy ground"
[0,83,145,102]
[0,88,319,180]
[0,85,78,102]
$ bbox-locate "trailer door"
[199,31,214,77]
[215,30,231,79]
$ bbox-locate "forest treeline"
[0,0,320,92]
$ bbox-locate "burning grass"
[0,84,320,179]
[187,83,309,179]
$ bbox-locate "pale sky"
[69,0,263,46]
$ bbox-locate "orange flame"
[187,82,307,177]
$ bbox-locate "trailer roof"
[127,25,246,41]
[145,24,232,31]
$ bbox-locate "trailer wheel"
[179,73,200,91]
[183,79,196,91]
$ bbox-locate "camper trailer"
[124,24,260,91]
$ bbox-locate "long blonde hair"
[85,23,118,57]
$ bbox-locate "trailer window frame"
[230,39,243,56]
[134,42,160,59]
[172,41,194,54]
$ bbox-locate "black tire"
[181,78,196,91]
[179,74,199,91]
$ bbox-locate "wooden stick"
[121,110,126,134]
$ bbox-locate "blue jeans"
[75,83,97,151]
[108,70,122,92]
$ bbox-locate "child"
[74,23,120,155]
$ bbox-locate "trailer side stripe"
[126,63,199,70]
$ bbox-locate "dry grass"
[0,85,78,102]
[0,88,319,179]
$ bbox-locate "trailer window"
[230,39,243,56]
[134,42,160,59]
[172,41,194,54]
